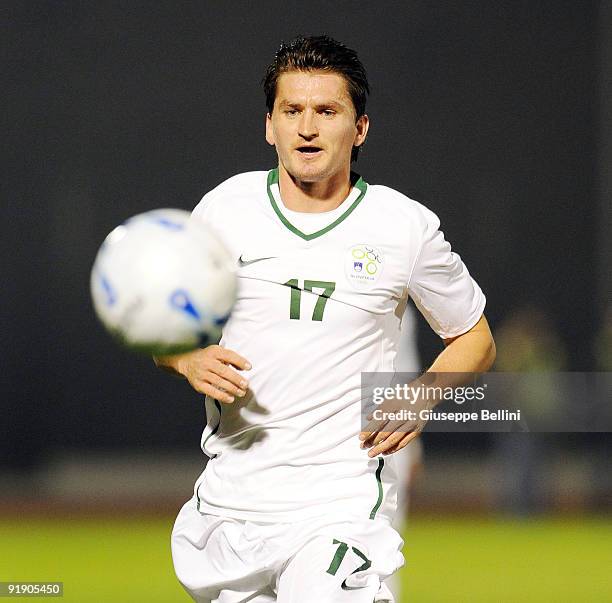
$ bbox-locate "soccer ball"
[90,209,237,355]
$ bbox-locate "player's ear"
[353,114,369,149]
[265,113,275,146]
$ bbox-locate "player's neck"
[277,165,352,213]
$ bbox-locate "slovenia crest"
[345,243,384,288]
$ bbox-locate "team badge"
[345,243,384,288]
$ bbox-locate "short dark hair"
[263,35,369,162]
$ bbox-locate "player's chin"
[290,162,329,183]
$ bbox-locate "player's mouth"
[296,146,323,158]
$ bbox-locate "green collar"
[266,168,368,241]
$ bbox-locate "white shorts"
[171,498,404,603]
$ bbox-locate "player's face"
[265,70,368,184]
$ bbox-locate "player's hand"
[359,397,430,457]
[171,345,251,403]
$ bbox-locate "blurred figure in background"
[493,304,566,515]
[494,305,566,372]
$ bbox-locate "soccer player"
[155,35,495,603]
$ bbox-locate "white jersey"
[189,169,486,523]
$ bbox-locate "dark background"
[3,1,610,470]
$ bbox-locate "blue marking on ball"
[100,274,117,306]
[151,217,185,230]
[169,289,201,320]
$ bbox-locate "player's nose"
[298,110,318,139]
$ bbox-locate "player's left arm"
[432,313,495,373]
[360,313,495,457]
[361,202,496,456]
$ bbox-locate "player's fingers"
[359,418,389,443]
[369,431,392,449]
[360,428,385,448]
[383,431,421,455]
[362,419,403,448]
[214,363,250,391]
[203,372,247,398]
[216,347,252,371]
[198,382,236,404]
[367,430,407,458]
[370,420,404,446]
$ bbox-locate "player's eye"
[321,109,335,116]
[285,109,299,116]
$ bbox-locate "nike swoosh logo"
[238,255,275,267]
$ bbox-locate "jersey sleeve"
[190,188,217,225]
[407,205,486,339]
[190,186,229,238]
[188,187,231,257]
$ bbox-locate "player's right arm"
[157,181,252,402]
[153,346,251,404]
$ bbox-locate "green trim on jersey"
[266,168,368,241]
[369,458,385,519]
